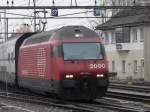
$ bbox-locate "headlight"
[97,74,104,78]
[65,74,74,79]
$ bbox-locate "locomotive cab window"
[62,43,103,60]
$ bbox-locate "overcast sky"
[0,0,104,34]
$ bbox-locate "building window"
[140,28,144,42]
[133,28,138,42]
[134,60,138,73]
[115,27,130,43]
[112,61,115,72]
[115,28,122,43]
[141,59,144,67]
[122,60,126,73]
[104,32,109,44]
[111,32,116,44]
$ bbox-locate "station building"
[96,8,150,81]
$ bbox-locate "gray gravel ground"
[0,97,117,112]
[0,97,71,112]
[1,96,148,112]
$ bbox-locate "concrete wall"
[103,27,144,80]
[106,49,144,80]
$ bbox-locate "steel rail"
[110,83,150,92]
[0,83,95,111]
[72,102,143,112]
[110,80,150,86]
[0,89,148,112]
[0,92,96,112]
[0,82,149,112]
[107,90,150,103]
[0,87,146,112]
[95,98,149,112]
[0,85,98,112]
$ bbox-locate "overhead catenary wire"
[0,8,143,19]
[0,6,149,9]
[0,5,145,35]
[0,16,126,19]
[0,10,95,19]
[0,1,148,38]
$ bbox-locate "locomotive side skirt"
[18,77,60,93]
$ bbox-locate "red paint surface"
[18,38,108,81]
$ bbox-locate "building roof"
[96,8,150,30]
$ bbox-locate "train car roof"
[0,32,35,46]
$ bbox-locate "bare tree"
[10,23,32,38]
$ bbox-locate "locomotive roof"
[23,26,100,46]
[27,25,99,39]
[51,25,99,39]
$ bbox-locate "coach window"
[112,61,115,72]
[11,52,14,63]
[8,53,10,63]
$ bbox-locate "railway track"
[107,89,150,104]
[0,88,149,112]
[108,83,150,103]
[71,100,148,112]
[0,82,149,112]
[110,80,150,86]
[110,83,150,92]
[0,83,94,112]
[0,91,148,112]
[0,91,95,112]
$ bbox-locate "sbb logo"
[89,64,105,69]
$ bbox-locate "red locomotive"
[0,26,109,100]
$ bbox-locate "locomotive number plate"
[89,64,105,69]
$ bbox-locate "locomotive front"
[52,26,109,100]
[18,26,109,100]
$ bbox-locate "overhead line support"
[0,6,149,10]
